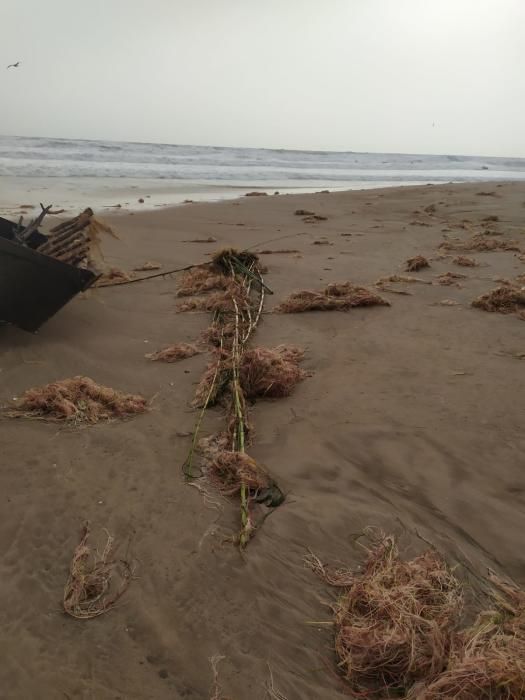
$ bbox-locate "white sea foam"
[1,135,524,184]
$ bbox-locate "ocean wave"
[1,135,525,182]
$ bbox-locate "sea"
[1,135,525,211]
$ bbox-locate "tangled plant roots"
[312,534,463,697]
[276,282,389,313]
[11,376,148,423]
[177,265,229,297]
[63,523,132,619]
[453,256,478,267]
[240,346,309,399]
[145,343,202,362]
[420,576,525,699]
[472,285,525,314]
[406,255,430,272]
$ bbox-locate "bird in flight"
[7,61,20,69]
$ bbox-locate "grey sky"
[2,0,524,156]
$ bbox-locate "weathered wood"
[49,207,93,234]
[19,203,53,242]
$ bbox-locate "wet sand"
[1,182,525,699]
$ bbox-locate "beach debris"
[439,235,520,253]
[275,282,389,313]
[138,198,144,203]
[193,345,308,406]
[37,208,117,266]
[476,191,499,197]
[182,236,218,243]
[240,346,309,399]
[94,267,134,286]
[435,271,466,286]
[420,574,525,699]
[133,261,162,271]
[435,299,460,306]
[63,522,133,619]
[255,249,300,255]
[244,191,267,197]
[8,376,148,423]
[303,214,328,222]
[376,274,431,287]
[294,209,315,216]
[453,255,478,267]
[182,248,284,547]
[307,532,462,697]
[312,239,331,245]
[177,265,230,297]
[0,205,119,330]
[178,282,248,313]
[145,342,202,362]
[410,219,432,227]
[482,215,499,222]
[406,255,430,272]
[472,285,525,315]
[424,204,437,214]
[209,654,229,700]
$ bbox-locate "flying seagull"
[7,61,20,69]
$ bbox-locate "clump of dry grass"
[440,236,520,253]
[420,575,525,699]
[145,343,202,362]
[63,523,132,619]
[472,285,525,314]
[406,255,430,271]
[275,282,390,313]
[177,265,229,297]
[193,353,232,408]
[310,534,462,697]
[453,256,478,267]
[207,450,272,496]
[435,272,467,286]
[177,282,248,313]
[10,376,148,423]
[193,346,308,406]
[239,346,309,399]
[199,435,284,507]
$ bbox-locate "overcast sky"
[1,0,523,156]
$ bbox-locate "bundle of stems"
[183,250,269,547]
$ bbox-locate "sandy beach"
[2,181,525,699]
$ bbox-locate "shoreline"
[2,174,521,218]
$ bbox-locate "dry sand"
[1,182,525,699]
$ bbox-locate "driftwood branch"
[18,203,53,242]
